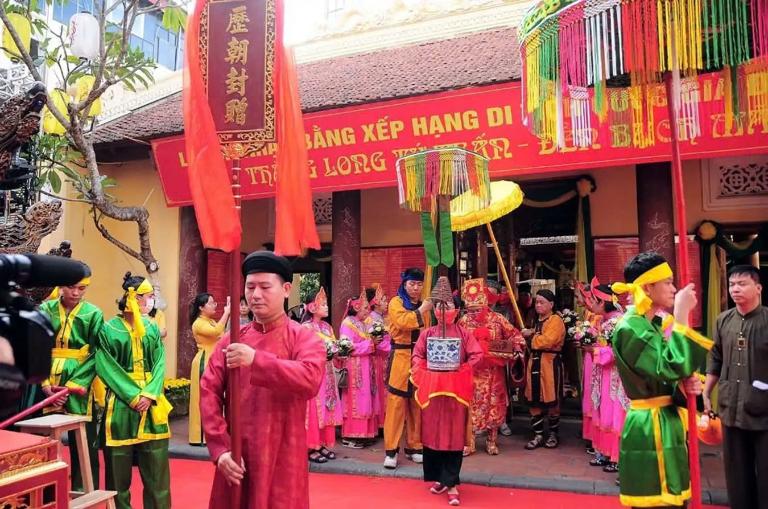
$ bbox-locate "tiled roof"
[91,26,520,145]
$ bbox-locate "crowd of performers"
[14,248,728,509]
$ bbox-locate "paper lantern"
[2,13,31,60]
[68,12,99,60]
[42,89,70,136]
[75,75,101,117]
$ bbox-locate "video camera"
[0,254,87,392]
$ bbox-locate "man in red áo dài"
[200,251,326,509]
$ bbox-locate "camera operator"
[35,264,104,491]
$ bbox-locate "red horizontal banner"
[151,76,768,206]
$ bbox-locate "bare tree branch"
[91,208,142,260]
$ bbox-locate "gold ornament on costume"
[313,287,328,308]
[461,278,487,308]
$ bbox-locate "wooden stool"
[16,414,117,509]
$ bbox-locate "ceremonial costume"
[189,315,225,445]
[366,289,391,429]
[96,277,171,509]
[201,317,325,509]
[200,251,326,509]
[339,290,390,440]
[38,273,103,491]
[412,322,483,489]
[383,270,429,459]
[302,317,342,451]
[611,262,713,507]
[525,292,566,449]
[581,310,602,443]
[457,278,521,454]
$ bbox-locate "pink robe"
[200,315,326,509]
[366,310,391,428]
[339,316,391,438]
[581,348,595,441]
[302,320,343,449]
[593,345,615,456]
[413,323,483,451]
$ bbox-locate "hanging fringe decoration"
[396,148,491,213]
[519,0,764,151]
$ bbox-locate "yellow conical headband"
[611,262,673,315]
[125,279,154,337]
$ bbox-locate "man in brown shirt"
[705,265,768,509]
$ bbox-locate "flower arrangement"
[337,336,354,357]
[558,309,579,340]
[324,338,339,360]
[600,317,620,344]
[370,322,386,339]
[569,320,599,346]
[163,378,190,417]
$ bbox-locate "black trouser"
[723,424,768,509]
[423,447,463,488]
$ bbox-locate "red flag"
[273,0,320,255]
[182,0,241,253]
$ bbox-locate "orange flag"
[273,0,320,255]
[182,0,241,253]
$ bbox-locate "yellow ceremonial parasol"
[451,180,526,328]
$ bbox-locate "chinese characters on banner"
[203,0,276,144]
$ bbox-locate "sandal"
[485,439,499,455]
[430,482,447,494]
[462,446,473,457]
[341,439,364,449]
[590,456,609,467]
[544,433,559,449]
[308,450,328,464]
[603,462,619,473]
[318,446,336,460]
[525,434,545,450]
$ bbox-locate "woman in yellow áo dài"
[611,253,713,508]
[96,272,172,509]
[189,292,230,446]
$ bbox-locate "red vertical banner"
[201,0,276,145]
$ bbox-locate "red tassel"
[273,0,320,255]
[182,0,241,252]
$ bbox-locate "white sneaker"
[383,454,398,469]
[407,452,423,464]
[499,423,513,436]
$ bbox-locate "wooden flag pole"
[485,223,525,329]
[228,158,243,509]
[664,72,701,509]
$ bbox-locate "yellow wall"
[41,160,181,377]
[584,161,768,237]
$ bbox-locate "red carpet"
[120,458,727,508]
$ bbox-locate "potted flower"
[163,378,191,418]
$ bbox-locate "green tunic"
[613,307,713,507]
[39,299,104,415]
[96,316,172,447]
